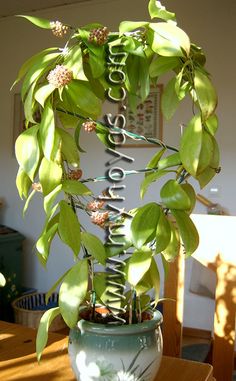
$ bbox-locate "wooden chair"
[162,214,236,381]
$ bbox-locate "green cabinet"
[0,225,25,321]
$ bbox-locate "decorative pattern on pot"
[68,310,163,381]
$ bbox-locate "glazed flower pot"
[68,310,163,381]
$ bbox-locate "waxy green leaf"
[64,80,101,118]
[148,0,176,21]
[58,200,81,257]
[64,45,88,81]
[162,220,180,261]
[119,21,149,34]
[36,307,61,362]
[160,179,191,210]
[39,158,62,195]
[39,101,55,161]
[140,170,169,199]
[155,209,171,253]
[161,77,180,120]
[17,15,51,29]
[59,259,88,328]
[81,232,106,265]
[62,180,91,195]
[149,56,179,78]
[15,124,40,181]
[35,83,55,107]
[131,203,161,248]
[16,167,32,199]
[126,248,152,287]
[194,70,218,120]
[171,210,199,256]
[57,128,80,167]
[149,22,190,57]
[180,115,214,176]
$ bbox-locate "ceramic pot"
[68,310,163,381]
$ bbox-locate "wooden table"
[0,321,214,381]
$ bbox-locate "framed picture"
[120,84,163,147]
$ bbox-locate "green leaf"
[161,77,180,120]
[39,158,62,195]
[64,80,101,118]
[11,47,59,90]
[148,0,176,21]
[15,124,40,181]
[58,110,80,129]
[43,185,62,215]
[0,273,6,287]
[140,170,169,199]
[36,307,61,362]
[171,210,199,256]
[181,183,196,214]
[23,190,36,216]
[160,179,191,210]
[131,203,160,248]
[57,128,80,167]
[194,69,218,120]
[105,217,133,257]
[162,219,180,261]
[35,83,55,107]
[205,114,218,136]
[158,152,181,170]
[197,137,220,188]
[64,45,88,81]
[149,258,160,306]
[89,51,105,79]
[39,101,55,161]
[58,200,81,257]
[126,248,152,287]
[149,56,179,78]
[149,22,190,57]
[21,52,60,100]
[93,272,124,312]
[16,167,31,199]
[81,232,106,265]
[59,259,88,328]
[24,82,37,123]
[155,209,171,253]
[145,148,166,177]
[36,219,59,265]
[62,180,91,195]
[95,122,115,149]
[180,115,214,176]
[17,15,51,29]
[119,21,149,34]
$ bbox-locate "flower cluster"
[87,200,105,211]
[50,21,69,37]
[83,120,97,133]
[47,65,73,87]
[32,182,42,192]
[68,169,83,180]
[91,211,109,226]
[89,26,109,45]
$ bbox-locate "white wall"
[0,0,235,331]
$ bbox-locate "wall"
[0,0,235,331]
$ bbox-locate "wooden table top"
[0,320,214,381]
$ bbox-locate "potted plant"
[13,0,219,380]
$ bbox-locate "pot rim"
[77,310,163,336]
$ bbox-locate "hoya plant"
[13,0,219,359]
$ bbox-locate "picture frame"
[120,84,163,147]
